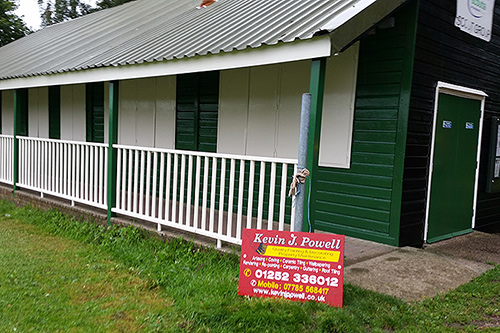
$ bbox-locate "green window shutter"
[48,86,61,139]
[17,89,28,136]
[175,71,219,152]
[176,73,198,151]
[86,82,105,143]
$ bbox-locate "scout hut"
[1,0,499,248]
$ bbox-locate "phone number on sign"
[254,269,339,287]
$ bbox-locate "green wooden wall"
[312,3,417,246]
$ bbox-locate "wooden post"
[303,58,327,232]
[13,89,21,195]
[107,81,119,226]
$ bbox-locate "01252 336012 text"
[238,228,345,308]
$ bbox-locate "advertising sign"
[238,229,344,308]
[455,0,496,42]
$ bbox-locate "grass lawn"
[0,200,499,332]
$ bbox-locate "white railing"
[113,144,298,246]
[0,135,14,185]
[18,137,108,209]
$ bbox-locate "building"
[1,0,499,247]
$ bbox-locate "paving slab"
[424,231,500,265]
[344,236,396,266]
[344,246,493,301]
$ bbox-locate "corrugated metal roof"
[0,0,405,81]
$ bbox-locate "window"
[49,86,61,139]
[86,82,104,143]
[176,71,219,152]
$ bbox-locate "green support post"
[107,81,119,226]
[13,89,20,195]
[303,58,327,232]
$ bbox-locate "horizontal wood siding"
[314,4,415,245]
[402,0,500,245]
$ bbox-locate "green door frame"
[424,82,487,242]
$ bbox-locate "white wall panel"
[218,68,250,155]
[61,84,86,141]
[154,76,176,149]
[319,42,359,168]
[246,64,280,157]
[28,87,49,138]
[119,77,176,148]
[119,80,136,145]
[276,61,310,159]
[1,90,14,135]
[136,78,155,147]
[218,61,309,159]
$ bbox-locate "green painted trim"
[426,228,473,244]
[107,81,119,225]
[390,0,419,245]
[304,58,327,232]
[13,90,20,195]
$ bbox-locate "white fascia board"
[0,36,331,90]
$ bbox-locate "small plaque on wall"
[487,117,500,193]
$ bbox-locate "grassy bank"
[0,200,498,332]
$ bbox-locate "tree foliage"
[38,0,134,26]
[0,0,30,46]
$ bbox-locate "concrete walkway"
[343,232,500,301]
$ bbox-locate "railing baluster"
[290,164,298,232]
[116,148,122,210]
[99,146,104,205]
[186,155,193,227]
[127,149,133,211]
[165,153,172,222]
[236,160,245,240]
[145,151,152,217]
[227,159,235,238]
[268,162,276,230]
[257,161,266,230]
[172,153,178,224]
[279,163,287,231]
[71,144,76,198]
[139,150,145,215]
[247,160,255,229]
[133,149,139,213]
[218,158,226,236]
[76,144,81,199]
[158,152,165,225]
[209,157,217,233]
[85,145,90,201]
[152,152,158,219]
[201,156,209,230]
[193,155,201,229]
[179,154,186,225]
[104,146,108,206]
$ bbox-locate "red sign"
[238,229,344,307]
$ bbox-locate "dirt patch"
[448,315,500,330]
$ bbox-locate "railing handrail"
[17,136,108,148]
[113,144,298,165]
[0,134,14,139]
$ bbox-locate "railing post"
[303,58,327,232]
[107,81,119,226]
